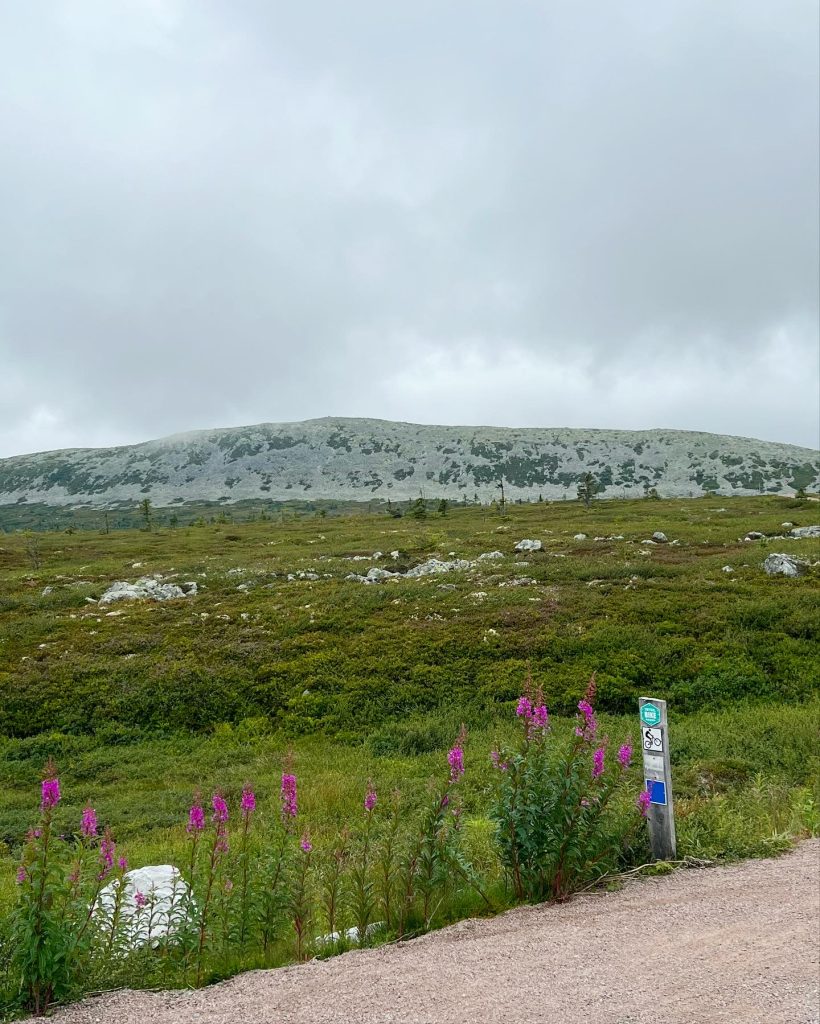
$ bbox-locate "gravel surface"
[38,840,820,1024]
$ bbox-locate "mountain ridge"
[1,417,818,506]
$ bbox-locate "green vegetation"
[0,495,818,1013]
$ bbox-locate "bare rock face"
[99,577,196,605]
[95,865,193,948]
[514,539,542,552]
[790,525,820,538]
[763,553,806,577]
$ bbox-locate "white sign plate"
[642,727,664,752]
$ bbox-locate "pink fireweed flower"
[240,786,256,820]
[364,783,377,813]
[447,744,465,783]
[281,773,298,820]
[212,792,229,824]
[617,743,633,769]
[575,698,598,741]
[300,835,313,854]
[40,776,61,811]
[134,890,147,909]
[531,704,549,731]
[99,829,115,880]
[15,865,27,885]
[81,805,98,839]
[215,827,229,856]
[516,695,533,719]
[592,747,605,778]
[187,799,205,833]
[490,749,508,771]
[637,789,652,817]
[118,856,128,872]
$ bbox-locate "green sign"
[640,703,661,727]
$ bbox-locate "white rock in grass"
[514,539,542,552]
[722,566,734,573]
[478,550,505,560]
[99,577,191,605]
[96,865,193,949]
[790,525,820,538]
[651,532,668,543]
[405,558,475,577]
[762,553,806,577]
[573,534,587,541]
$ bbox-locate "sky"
[1,0,818,458]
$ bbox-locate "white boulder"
[763,553,806,577]
[651,532,668,543]
[745,531,765,541]
[790,525,820,538]
[574,534,587,541]
[96,865,193,948]
[514,539,542,552]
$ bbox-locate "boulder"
[95,865,193,948]
[763,553,806,577]
[790,525,820,539]
[514,539,542,552]
[405,558,475,578]
[573,534,587,541]
[651,532,668,543]
[99,577,191,605]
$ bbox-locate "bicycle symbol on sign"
[642,727,663,752]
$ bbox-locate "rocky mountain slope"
[0,418,817,507]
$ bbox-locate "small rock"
[745,531,765,541]
[478,551,505,560]
[514,539,542,552]
[41,586,53,596]
[652,532,668,543]
[641,539,656,545]
[574,534,587,541]
[722,566,734,573]
[781,522,794,528]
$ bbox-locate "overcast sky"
[1,1,818,458]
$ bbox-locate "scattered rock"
[763,553,806,577]
[722,566,734,573]
[406,558,474,578]
[514,539,542,552]
[790,525,820,538]
[41,586,53,596]
[95,865,193,949]
[745,531,765,541]
[640,539,656,545]
[99,577,194,605]
[652,532,668,543]
[781,522,794,528]
[478,551,505,560]
[287,571,320,581]
[499,576,535,587]
[574,534,587,541]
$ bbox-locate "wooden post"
[639,697,677,860]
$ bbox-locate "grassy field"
[0,496,818,942]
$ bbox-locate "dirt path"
[45,840,819,1024]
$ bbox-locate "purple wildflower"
[240,786,256,820]
[212,792,229,824]
[617,743,633,769]
[40,776,60,811]
[448,744,465,783]
[592,747,605,778]
[118,856,128,872]
[81,805,98,839]
[575,698,598,741]
[15,865,27,885]
[187,799,205,833]
[490,749,509,772]
[300,835,313,854]
[516,695,533,719]
[134,890,147,909]
[281,773,298,820]
[531,704,549,731]
[99,828,115,880]
[637,789,652,817]
[364,783,377,813]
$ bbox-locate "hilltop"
[1,418,818,509]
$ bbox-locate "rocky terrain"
[1,417,818,508]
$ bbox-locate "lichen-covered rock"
[478,551,505,560]
[514,539,542,552]
[99,577,194,605]
[95,865,193,948]
[763,553,806,577]
[405,558,475,577]
[652,532,668,543]
[790,525,820,538]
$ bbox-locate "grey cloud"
[1,0,818,457]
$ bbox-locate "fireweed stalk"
[237,785,256,949]
[350,783,377,945]
[376,790,403,933]
[290,834,313,961]
[13,761,69,1016]
[258,767,299,956]
[195,792,230,984]
[320,827,350,944]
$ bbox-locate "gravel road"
[41,839,819,1024]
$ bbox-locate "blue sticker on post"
[645,779,667,805]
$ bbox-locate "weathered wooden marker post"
[639,697,676,860]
